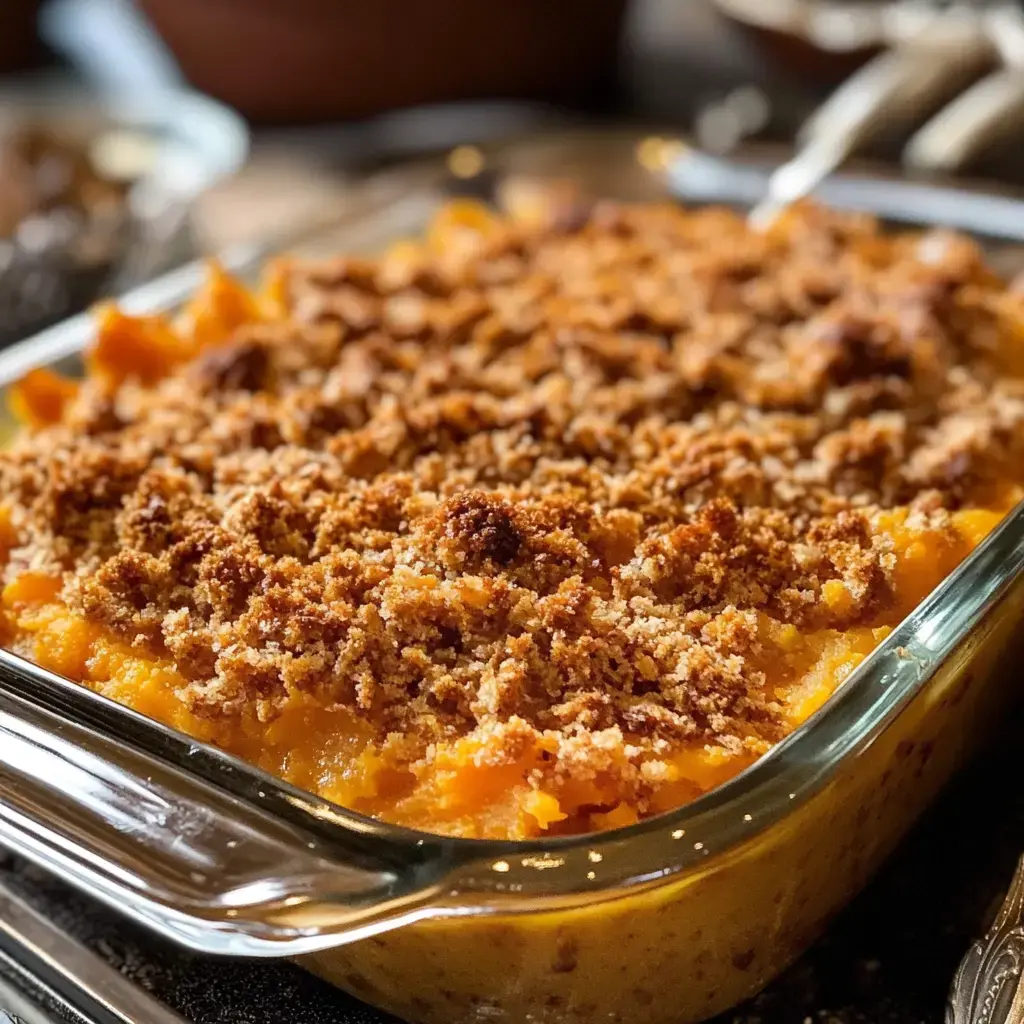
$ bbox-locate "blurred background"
[1,0,1024,344]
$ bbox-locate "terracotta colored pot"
[139,0,628,123]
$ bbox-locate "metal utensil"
[905,66,1024,171]
[947,855,1024,1024]
[750,21,994,226]
[668,147,1024,241]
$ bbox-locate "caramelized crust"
[2,199,1022,837]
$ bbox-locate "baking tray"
[1,130,1024,1024]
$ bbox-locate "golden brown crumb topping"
[3,200,1024,813]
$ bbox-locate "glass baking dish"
[1,131,1024,1024]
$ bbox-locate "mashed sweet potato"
[1,199,1021,838]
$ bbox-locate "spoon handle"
[751,25,993,227]
[947,855,1024,1024]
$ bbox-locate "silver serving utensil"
[750,12,995,227]
[947,855,1024,1024]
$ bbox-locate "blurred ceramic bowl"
[138,0,628,122]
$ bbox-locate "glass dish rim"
[1,132,1023,906]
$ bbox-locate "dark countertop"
[3,704,1022,1024]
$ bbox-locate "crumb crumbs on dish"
[1,199,1022,838]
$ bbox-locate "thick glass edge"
[0,132,1022,908]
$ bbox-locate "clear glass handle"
[0,650,451,957]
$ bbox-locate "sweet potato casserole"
[1,199,1021,840]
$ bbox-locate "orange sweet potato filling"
[1,200,1022,839]
[0,511,1002,837]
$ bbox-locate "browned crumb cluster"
[3,200,1024,800]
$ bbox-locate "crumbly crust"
[3,200,1023,817]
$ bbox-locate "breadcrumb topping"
[2,200,1023,834]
